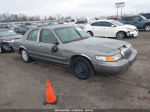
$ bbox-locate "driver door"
[101,22,116,37]
[38,29,66,64]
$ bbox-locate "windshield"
[55,27,89,43]
[140,15,147,20]
[76,28,90,38]
[0,30,17,37]
[111,20,124,26]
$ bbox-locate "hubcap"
[22,50,28,61]
[88,32,92,36]
[145,26,150,31]
[118,33,124,39]
[75,62,89,78]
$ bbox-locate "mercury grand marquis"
[13,25,137,80]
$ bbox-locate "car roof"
[92,20,115,23]
[35,24,74,30]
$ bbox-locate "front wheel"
[0,46,4,53]
[116,32,126,39]
[72,57,94,80]
[145,25,150,32]
[21,49,31,63]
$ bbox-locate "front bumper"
[0,42,14,51]
[127,31,138,37]
[93,48,137,75]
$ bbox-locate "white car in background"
[84,20,138,39]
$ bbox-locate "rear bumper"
[94,48,137,75]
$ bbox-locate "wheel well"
[19,48,24,54]
[116,31,127,37]
[87,31,93,35]
[69,55,94,69]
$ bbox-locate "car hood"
[0,35,22,41]
[63,37,129,55]
[120,24,137,29]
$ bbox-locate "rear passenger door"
[90,22,104,36]
[24,29,40,57]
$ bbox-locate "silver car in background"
[13,25,137,80]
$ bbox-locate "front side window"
[111,20,124,26]
[122,17,132,21]
[102,22,113,27]
[76,28,90,38]
[27,29,38,41]
[132,16,142,21]
[39,29,57,43]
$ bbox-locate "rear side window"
[39,29,56,43]
[91,22,103,26]
[27,29,38,41]
[75,21,87,24]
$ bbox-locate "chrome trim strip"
[29,51,66,60]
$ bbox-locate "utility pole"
[115,2,125,17]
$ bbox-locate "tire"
[72,57,94,80]
[21,49,31,63]
[0,46,4,53]
[116,32,126,39]
[145,25,150,32]
[87,31,93,37]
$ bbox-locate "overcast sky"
[0,0,150,17]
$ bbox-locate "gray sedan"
[13,25,137,80]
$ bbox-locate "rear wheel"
[116,32,126,39]
[145,25,150,32]
[21,49,31,63]
[72,57,94,80]
[0,46,4,53]
[87,31,93,37]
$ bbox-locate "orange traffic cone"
[43,80,57,105]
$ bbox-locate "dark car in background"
[140,13,150,19]
[0,23,17,31]
[14,22,38,35]
[47,21,59,26]
[118,15,150,31]
[0,29,22,53]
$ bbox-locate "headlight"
[3,40,14,43]
[96,54,123,62]
[127,28,135,32]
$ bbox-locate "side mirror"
[51,41,59,53]
[53,41,59,45]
